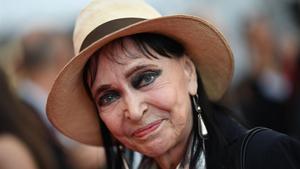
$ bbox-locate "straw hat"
[46,0,233,146]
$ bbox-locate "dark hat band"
[80,18,145,51]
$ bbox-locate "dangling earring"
[192,95,208,140]
[118,144,130,169]
[192,95,208,169]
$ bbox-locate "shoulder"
[0,134,39,169]
[245,128,300,169]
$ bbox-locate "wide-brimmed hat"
[46,0,233,146]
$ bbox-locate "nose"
[123,91,147,121]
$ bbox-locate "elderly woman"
[46,0,300,169]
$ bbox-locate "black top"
[215,111,300,169]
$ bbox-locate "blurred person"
[0,37,23,89]
[290,48,300,140]
[16,28,106,169]
[0,67,74,169]
[232,16,292,133]
[278,0,300,140]
[17,29,73,128]
[46,0,300,169]
[281,37,300,140]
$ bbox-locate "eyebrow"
[94,84,112,99]
[125,64,157,78]
[94,64,157,98]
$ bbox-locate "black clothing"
[244,128,300,169]
[235,78,289,133]
[214,111,300,169]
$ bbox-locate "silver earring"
[118,145,130,169]
[192,95,208,140]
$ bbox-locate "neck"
[154,133,192,169]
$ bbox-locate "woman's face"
[89,38,198,157]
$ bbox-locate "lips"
[132,119,163,138]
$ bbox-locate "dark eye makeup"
[131,69,162,89]
[98,90,120,106]
[97,69,162,107]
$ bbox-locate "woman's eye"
[132,70,162,89]
[98,91,120,106]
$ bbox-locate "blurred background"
[0,0,299,168]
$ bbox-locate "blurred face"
[89,38,197,157]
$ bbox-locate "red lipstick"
[132,120,163,138]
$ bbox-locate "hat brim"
[46,15,233,146]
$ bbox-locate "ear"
[182,56,198,95]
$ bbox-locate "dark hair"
[83,33,230,169]
[0,68,73,169]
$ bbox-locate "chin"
[137,139,173,157]
[141,147,168,157]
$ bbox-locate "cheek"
[146,75,190,111]
[146,78,192,133]
[146,82,191,120]
[99,112,123,137]
[100,113,135,148]
[146,86,177,111]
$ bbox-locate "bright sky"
[0,0,257,34]
[0,0,90,34]
[0,0,295,84]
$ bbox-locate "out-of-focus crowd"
[0,0,299,169]
[0,28,106,169]
[223,11,300,140]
